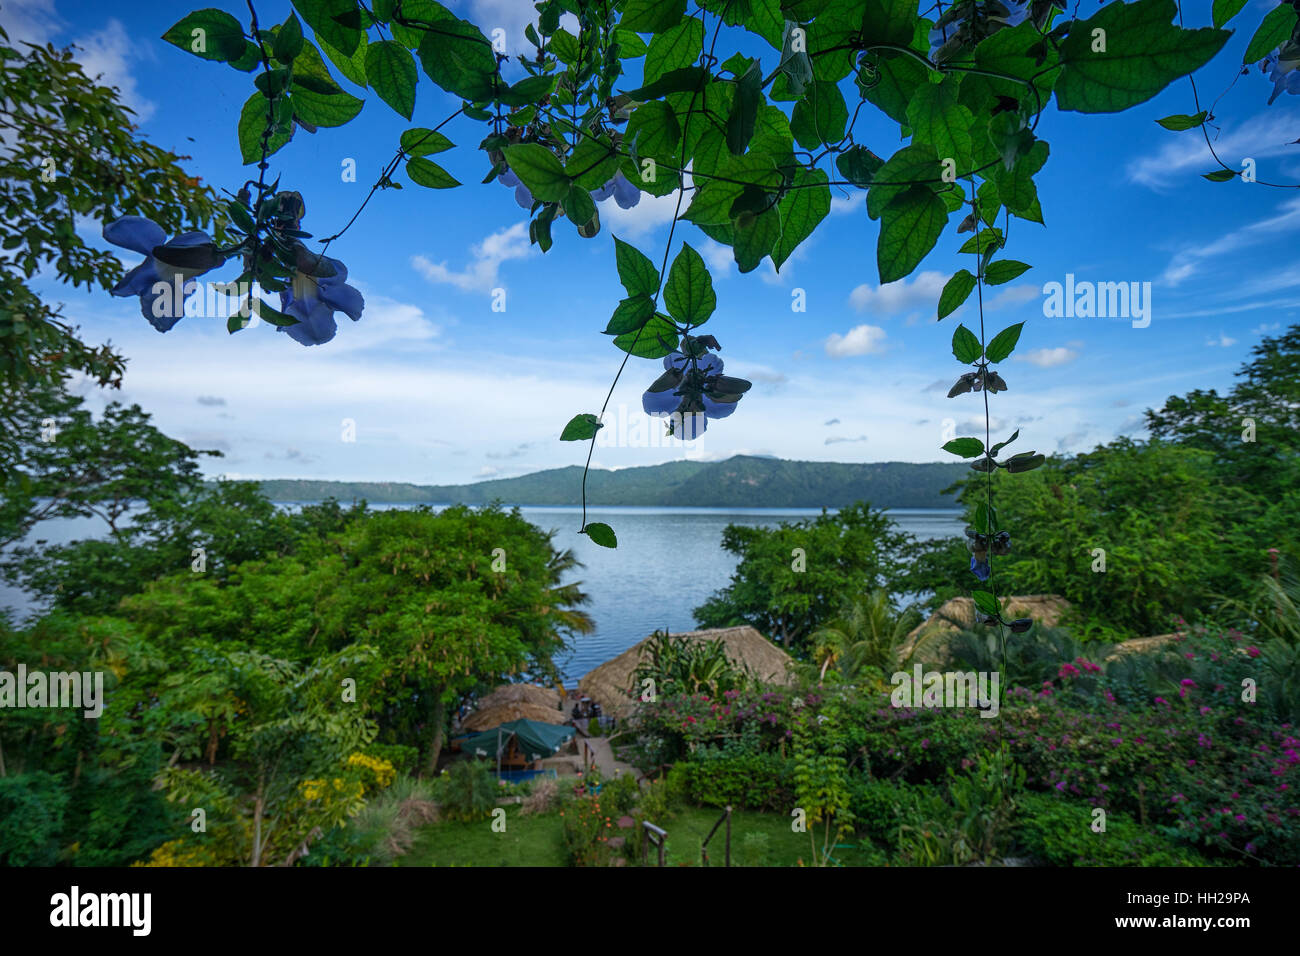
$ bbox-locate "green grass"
[399,804,885,867]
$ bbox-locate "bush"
[0,772,69,866]
[561,794,616,866]
[435,759,499,822]
[676,748,794,810]
[1014,792,1211,866]
[363,743,420,778]
[302,776,439,867]
[604,771,640,816]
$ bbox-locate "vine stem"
[578,0,736,533]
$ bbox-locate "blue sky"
[5,0,1297,485]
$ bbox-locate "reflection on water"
[1,504,963,683]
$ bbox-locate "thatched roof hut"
[460,700,568,733]
[474,683,562,712]
[898,594,1071,668]
[579,626,795,718]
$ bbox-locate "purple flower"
[103,215,224,331]
[642,349,751,439]
[969,555,990,581]
[278,253,364,346]
[497,167,534,209]
[592,171,641,209]
[1262,51,1300,104]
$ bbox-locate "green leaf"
[664,244,717,327]
[733,207,781,273]
[943,437,985,458]
[1244,4,1298,64]
[565,135,619,191]
[366,40,417,118]
[563,184,596,229]
[905,77,974,171]
[938,269,976,320]
[971,590,1000,615]
[560,413,602,441]
[624,99,681,167]
[644,17,703,84]
[292,0,363,57]
[318,28,367,86]
[613,315,679,358]
[836,145,884,187]
[983,260,1031,285]
[866,143,941,220]
[273,13,306,62]
[859,52,929,125]
[499,74,557,107]
[624,66,710,101]
[1055,0,1231,113]
[951,324,983,364]
[772,168,829,270]
[790,80,848,150]
[584,522,618,549]
[249,296,298,327]
[162,9,247,62]
[406,157,459,188]
[603,295,656,335]
[400,127,454,155]
[989,141,1049,220]
[877,186,946,284]
[503,143,570,202]
[989,429,1019,457]
[1202,168,1237,181]
[727,59,764,155]
[1212,0,1249,28]
[621,0,687,34]
[984,322,1024,363]
[291,84,364,127]
[614,238,660,297]
[1155,111,1206,131]
[237,93,292,164]
[416,19,498,101]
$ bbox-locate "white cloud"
[1161,196,1300,285]
[825,324,887,357]
[73,20,155,122]
[1015,347,1079,368]
[1206,331,1237,347]
[1252,321,1282,334]
[830,194,860,216]
[849,271,946,315]
[699,238,734,275]
[0,6,154,120]
[987,284,1040,310]
[1126,112,1299,190]
[412,222,533,292]
[601,187,684,238]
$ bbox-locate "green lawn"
[399,804,885,867]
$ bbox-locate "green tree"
[694,503,911,654]
[122,505,593,771]
[0,28,222,403]
[806,590,921,681]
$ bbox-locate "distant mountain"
[249,456,966,509]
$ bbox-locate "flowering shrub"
[561,794,616,867]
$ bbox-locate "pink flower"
[1058,663,1080,678]
[1246,646,1261,658]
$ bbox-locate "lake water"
[1,504,964,683]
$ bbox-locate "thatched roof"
[579,626,795,718]
[898,594,1071,668]
[475,683,562,712]
[1104,633,1179,661]
[460,700,568,733]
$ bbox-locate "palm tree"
[805,591,920,681]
